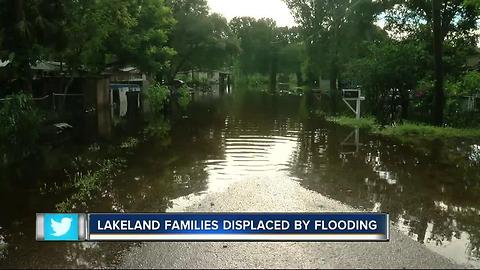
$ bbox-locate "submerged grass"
[56,158,127,212]
[55,137,140,212]
[379,123,480,139]
[328,116,480,140]
[327,116,377,129]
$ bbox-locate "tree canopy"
[60,0,175,75]
[165,0,238,82]
[1,0,480,126]
[0,0,66,90]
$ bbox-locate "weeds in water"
[143,118,171,140]
[0,235,7,260]
[88,143,101,152]
[56,158,127,212]
[120,137,139,150]
[327,116,377,129]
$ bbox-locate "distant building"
[103,66,150,120]
[176,69,232,94]
[110,83,141,119]
[103,66,150,89]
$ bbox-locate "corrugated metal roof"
[31,61,61,71]
[0,60,62,70]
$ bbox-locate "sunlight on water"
[1,93,479,268]
[203,117,299,192]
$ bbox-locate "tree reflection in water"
[0,92,479,267]
[291,117,480,266]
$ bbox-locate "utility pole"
[432,0,445,126]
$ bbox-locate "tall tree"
[432,0,444,126]
[56,0,174,109]
[165,0,238,82]
[230,17,283,91]
[284,0,380,111]
[384,0,478,125]
[346,39,426,123]
[61,0,174,75]
[0,0,66,92]
[277,27,304,87]
[107,0,176,75]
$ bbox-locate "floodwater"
[0,91,479,268]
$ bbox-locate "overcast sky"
[207,0,296,27]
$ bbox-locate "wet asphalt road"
[120,176,468,269]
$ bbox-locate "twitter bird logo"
[44,214,79,241]
[50,217,73,237]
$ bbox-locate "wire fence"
[0,93,86,113]
[0,95,50,101]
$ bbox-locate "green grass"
[327,116,377,129]
[328,116,480,140]
[378,123,480,139]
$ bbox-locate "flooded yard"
[0,91,479,268]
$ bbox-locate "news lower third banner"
[36,213,390,242]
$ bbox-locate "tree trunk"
[329,63,338,114]
[432,0,445,126]
[269,57,278,92]
[400,86,409,120]
[390,88,396,123]
[306,71,317,87]
[296,70,303,87]
[60,75,75,112]
[13,0,33,93]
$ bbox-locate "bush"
[143,117,171,139]
[444,72,480,127]
[145,83,170,113]
[177,86,192,109]
[187,78,210,91]
[0,93,43,159]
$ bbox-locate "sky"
[207,0,296,27]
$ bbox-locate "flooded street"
[0,91,479,268]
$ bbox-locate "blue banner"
[87,213,389,241]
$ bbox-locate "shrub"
[177,86,192,109]
[145,83,170,113]
[143,117,171,140]
[0,92,43,159]
[444,72,480,127]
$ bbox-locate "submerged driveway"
[120,175,466,269]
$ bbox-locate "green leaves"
[0,0,66,86]
[177,86,192,109]
[167,1,238,79]
[446,71,480,96]
[285,0,380,83]
[61,0,175,74]
[108,0,175,73]
[384,0,478,43]
[229,17,280,75]
[145,83,170,114]
[0,92,43,158]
